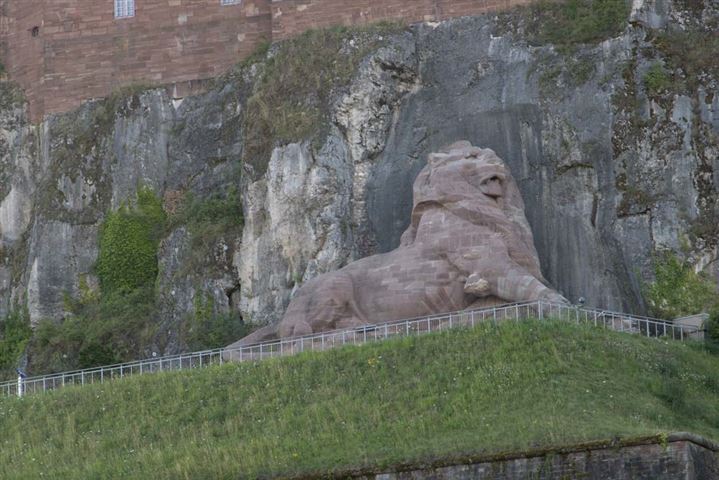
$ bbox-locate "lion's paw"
[539,290,570,304]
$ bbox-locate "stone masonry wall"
[270,0,534,40]
[2,0,271,121]
[1,0,538,121]
[350,434,719,480]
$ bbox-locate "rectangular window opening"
[115,0,135,19]
[221,0,242,5]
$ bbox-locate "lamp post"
[16,369,26,398]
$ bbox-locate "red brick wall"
[270,0,534,40]
[4,1,46,117]
[3,0,270,120]
[1,0,536,121]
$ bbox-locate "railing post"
[471,310,475,328]
[449,312,453,329]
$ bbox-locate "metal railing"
[0,301,702,398]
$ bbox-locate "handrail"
[0,301,702,398]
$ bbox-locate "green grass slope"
[0,320,717,479]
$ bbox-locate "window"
[221,0,241,5]
[115,0,135,18]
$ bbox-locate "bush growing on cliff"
[0,305,31,381]
[31,288,158,372]
[29,186,247,374]
[168,187,243,262]
[645,251,718,319]
[530,0,630,46]
[644,63,672,95]
[655,28,719,91]
[706,309,719,353]
[180,292,251,351]
[28,188,166,373]
[96,186,166,293]
[242,23,402,177]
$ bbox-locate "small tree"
[645,251,717,319]
[706,308,719,353]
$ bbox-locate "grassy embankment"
[0,320,717,479]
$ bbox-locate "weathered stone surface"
[350,434,719,480]
[234,142,565,344]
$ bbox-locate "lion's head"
[401,141,545,282]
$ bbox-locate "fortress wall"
[1,0,538,121]
[4,1,45,118]
[4,0,271,120]
[355,435,719,480]
[270,0,534,40]
[270,0,439,40]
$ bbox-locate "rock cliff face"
[0,0,716,357]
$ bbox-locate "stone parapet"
[343,433,719,480]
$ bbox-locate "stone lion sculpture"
[233,141,566,346]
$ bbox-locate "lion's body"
[233,142,566,345]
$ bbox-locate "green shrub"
[706,309,719,352]
[96,186,166,293]
[0,305,31,380]
[655,29,719,91]
[171,188,242,249]
[166,187,243,272]
[645,251,718,319]
[31,287,159,373]
[530,0,630,47]
[181,292,252,351]
[242,23,402,177]
[644,63,672,95]
[29,187,165,374]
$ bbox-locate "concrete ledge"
[290,433,719,480]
